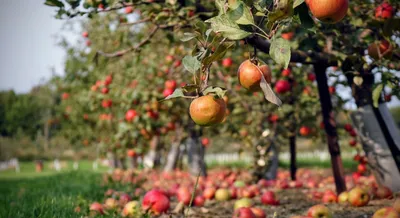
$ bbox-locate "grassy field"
[0,158,356,217]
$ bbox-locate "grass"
[0,158,357,217]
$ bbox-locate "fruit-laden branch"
[246,35,339,67]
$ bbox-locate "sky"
[0,1,398,108]
[0,1,78,93]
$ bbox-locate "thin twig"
[97,26,159,58]
[119,17,151,26]
[184,169,201,218]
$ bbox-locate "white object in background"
[15,158,20,173]
[73,161,79,170]
[93,160,98,171]
[54,159,61,171]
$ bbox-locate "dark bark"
[314,64,347,194]
[187,123,207,177]
[289,135,297,181]
[146,135,162,168]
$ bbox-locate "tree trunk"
[343,61,400,191]
[43,120,49,152]
[264,140,279,180]
[187,124,207,177]
[107,152,118,169]
[314,64,347,194]
[144,135,162,169]
[164,142,181,172]
[289,135,297,181]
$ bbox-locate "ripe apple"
[282,68,292,77]
[372,207,400,218]
[250,207,266,218]
[163,88,174,97]
[275,80,291,94]
[101,87,109,94]
[233,207,256,218]
[61,92,70,100]
[269,114,279,123]
[102,99,112,108]
[357,164,367,174]
[328,86,336,94]
[122,201,139,216]
[173,60,182,68]
[385,94,392,102]
[203,187,216,200]
[127,149,136,157]
[86,40,91,46]
[165,55,174,63]
[322,191,337,203]
[177,187,192,205]
[281,32,294,40]
[142,190,170,215]
[261,191,279,206]
[375,3,394,20]
[222,57,233,68]
[82,31,89,38]
[338,191,348,204]
[125,109,138,122]
[307,204,332,218]
[368,40,393,60]
[348,187,370,207]
[89,202,104,214]
[201,138,210,146]
[119,193,132,205]
[125,6,133,14]
[299,126,311,136]
[215,188,230,201]
[344,123,353,132]
[238,60,271,91]
[194,196,205,207]
[375,186,393,199]
[165,80,177,90]
[104,75,112,86]
[307,73,316,82]
[349,138,357,147]
[305,0,348,23]
[234,198,253,210]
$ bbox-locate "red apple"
[102,99,112,108]
[261,191,279,206]
[142,190,170,215]
[125,6,133,14]
[299,126,311,136]
[357,164,367,174]
[194,196,205,207]
[125,109,138,122]
[104,75,112,86]
[375,186,393,199]
[250,207,266,218]
[163,88,174,97]
[307,204,332,218]
[233,207,256,218]
[177,187,192,205]
[82,31,89,38]
[307,73,316,82]
[282,68,292,77]
[89,202,104,214]
[104,197,118,209]
[322,191,338,203]
[344,123,353,132]
[375,3,394,20]
[101,87,109,94]
[62,92,70,100]
[348,187,370,207]
[305,0,348,23]
[349,138,357,147]
[281,32,295,40]
[328,86,336,94]
[203,187,216,200]
[222,58,233,68]
[275,80,291,94]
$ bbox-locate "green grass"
[0,171,108,218]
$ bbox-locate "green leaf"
[182,56,201,74]
[44,0,64,7]
[216,0,226,15]
[372,84,383,108]
[293,0,304,8]
[203,41,235,66]
[227,1,254,25]
[295,2,314,29]
[269,38,291,69]
[206,14,252,40]
[258,67,282,106]
[202,86,227,98]
[181,32,199,42]
[161,88,185,101]
[266,0,294,29]
[181,84,199,93]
